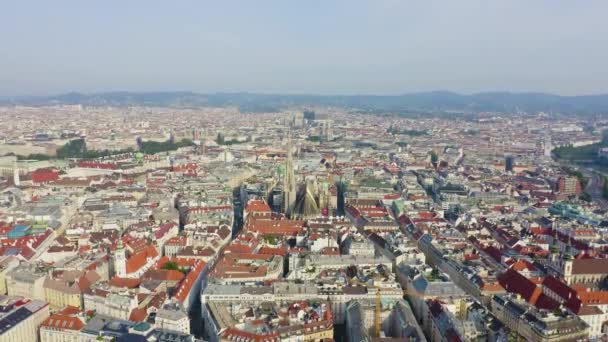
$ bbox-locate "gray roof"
[157,306,188,321]
[6,264,47,283]
[412,275,466,298]
[29,205,61,217]
[81,314,133,336]
[148,329,195,342]
[204,284,241,296]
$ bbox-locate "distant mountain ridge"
[2,91,608,114]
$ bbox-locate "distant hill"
[2,91,608,114]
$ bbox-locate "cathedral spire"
[283,128,297,217]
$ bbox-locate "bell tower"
[114,240,127,277]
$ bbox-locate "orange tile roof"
[480,282,505,292]
[224,239,258,254]
[245,200,271,213]
[127,238,148,254]
[166,236,188,246]
[41,312,86,331]
[153,256,198,270]
[170,257,198,268]
[210,253,279,280]
[154,256,171,269]
[126,245,159,274]
[129,307,148,322]
[174,260,207,303]
[245,217,305,236]
[257,246,288,257]
[109,277,142,289]
[60,306,81,315]
[145,269,185,282]
[577,288,608,305]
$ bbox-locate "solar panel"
[0,307,33,334]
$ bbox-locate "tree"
[17,153,52,161]
[139,138,193,154]
[215,133,243,145]
[429,267,440,281]
[508,330,523,342]
[162,261,180,271]
[553,143,603,161]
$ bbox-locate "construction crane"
[348,278,422,337]
[376,287,422,337]
[347,278,382,337]
[375,288,382,337]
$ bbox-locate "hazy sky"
[1,0,607,96]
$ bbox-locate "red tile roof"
[510,259,537,272]
[483,245,503,263]
[498,269,559,311]
[571,258,608,275]
[31,169,60,183]
[541,276,582,312]
[321,247,340,255]
[154,222,178,239]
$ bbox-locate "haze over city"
[1,0,608,96]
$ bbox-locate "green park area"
[13,138,193,161]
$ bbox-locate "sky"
[0,0,607,96]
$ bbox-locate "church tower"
[544,133,552,157]
[12,160,20,187]
[115,240,127,278]
[283,130,297,217]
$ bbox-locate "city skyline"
[3,1,608,341]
